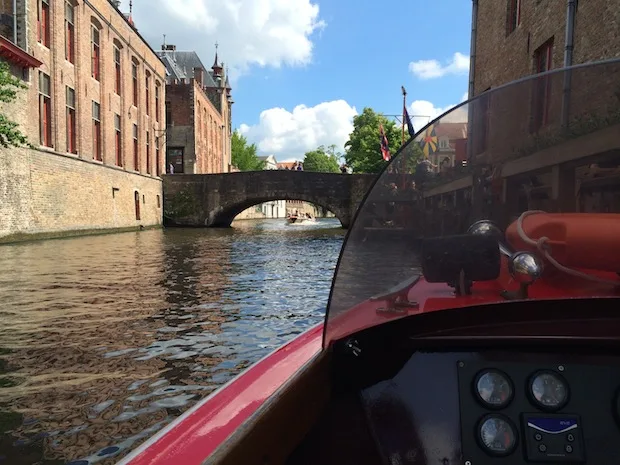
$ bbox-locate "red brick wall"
[10,0,166,175]
[166,84,193,126]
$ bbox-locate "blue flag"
[403,106,416,138]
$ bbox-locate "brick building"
[0,0,166,242]
[417,0,620,232]
[470,0,620,97]
[157,44,233,174]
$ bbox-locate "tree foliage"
[344,107,422,174]
[0,61,29,148]
[303,144,340,173]
[231,130,265,171]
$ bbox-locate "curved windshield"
[324,59,620,346]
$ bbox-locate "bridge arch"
[214,196,343,227]
[163,171,376,229]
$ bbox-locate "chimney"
[110,0,121,8]
[193,67,203,86]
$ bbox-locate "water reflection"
[0,219,343,464]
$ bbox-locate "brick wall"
[473,0,620,95]
[9,0,166,174]
[165,79,227,174]
[0,0,166,241]
[0,146,162,241]
[470,0,620,167]
[193,79,225,174]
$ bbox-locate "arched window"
[131,58,139,106]
[134,191,141,220]
[90,18,103,81]
[113,39,122,95]
[145,70,151,116]
[155,81,161,122]
[65,1,76,62]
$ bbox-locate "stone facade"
[0,0,166,242]
[157,46,233,175]
[163,172,376,228]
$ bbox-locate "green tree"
[231,130,265,171]
[344,107,412,174]
[0,61,29,147]
[303,145,340,173]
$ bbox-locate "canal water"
[0,219,344,465]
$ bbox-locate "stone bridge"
[163,171,377,228]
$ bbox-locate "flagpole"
[401,86,407,146]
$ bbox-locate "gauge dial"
[478,415,517,456]
[530,371,569,410]
[474,370,514,409]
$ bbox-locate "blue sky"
[127,0,472,160]
[233,0,472,128]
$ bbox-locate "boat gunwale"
[201,347,330,465]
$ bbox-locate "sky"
[120,0,472,162]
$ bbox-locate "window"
[155,136,161,176]
[167,147,184,174]
[39,72,52,147]
[38,0,50,47]
[507,0,521,35]
[473,88,491,155]
[92,101,102,161]
[134,191,141,220]
[146,130,151,174]
[155,82,160,122]
[65,1,75,63]
[114,46,121,94]
[114,114,122,166]
[439,139,450,149]
[145,72,151,116]
[132,60,138,106]
[133,124,139,170]
[165,101,172,126]
[531,39,554,132]
[66,87,76,153]
[91,25,100,80]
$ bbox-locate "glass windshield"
[324,59,620,347]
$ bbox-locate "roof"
[156,50,218,87]
[107,1,164,67]
[276,162,298,169]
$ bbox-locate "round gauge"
[474,369,514,409]
[529,371,569,410]
[477,414,518,456]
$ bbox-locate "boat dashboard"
[322,298,620,465]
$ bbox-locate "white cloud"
[239,100,358,158]
[119,0,326,78]
[409,52,470,80]
[408,97,468,132]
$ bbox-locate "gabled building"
[427,123,468,172]
[157,44,233,174]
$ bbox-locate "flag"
[419,123,438,158]
[403,106,415,138]
[379,124,391,161]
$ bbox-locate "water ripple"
[0,218,343,464]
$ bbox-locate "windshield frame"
[323,58,620,348]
